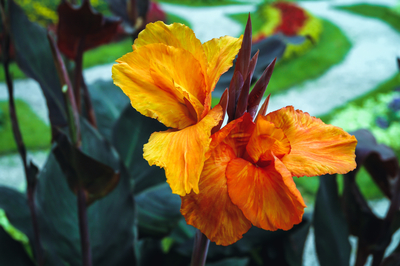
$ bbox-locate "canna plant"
[2,0,396,265]
[112,14,358,265]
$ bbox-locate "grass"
[318,73,400,124]
[293,166,386,205]
[336,4,400,33]
[227,15,352,95]
[155,0,258,7]
[0,100,51,154]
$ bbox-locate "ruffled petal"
[265,106,357,177]
[246,115,291,164]
[113,44,201,129]
[147,45,207,121]
[143,105,223,196]
[181,142,252,246]
[133,21,208,84]
[226,155,306,231]
[210,112,255,159]
[203,35,243,93]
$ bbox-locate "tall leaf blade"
[8,0,67,127]
[112,105,167,193]
[36,124,136,265]
[314,174,351,266]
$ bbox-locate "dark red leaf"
[53,132,120,206]
[247,58,276,118]
[212,89,228,135]
[235,13,252,78]
[235,71,251,119]
[57,0,121,59]
[351,129,399,199]
[227,71,244,122]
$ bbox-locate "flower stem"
[190,230,210,266]
[77,188,92,266]
[0,2,43,264]
[74,37,85,114]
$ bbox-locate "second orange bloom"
[181,104,357,245]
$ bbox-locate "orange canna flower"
[181,101,357,246]
[112,21,243,196]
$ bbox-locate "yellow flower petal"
[113,43,207,129]
[203,35,243,93]
[226,155,306,231]
[181,142,252,246]
[143,105,223,196]
[133,21,208,83]
[265,106,358,177]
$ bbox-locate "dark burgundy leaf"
[247,58,276,118]
[53,132,120,205]
[212,88,228,135]
[234,14,252,79]
[235,71,251,119]
[227,71,244,122]
[351,129,399,199]
[283,215,311,266]
[314,175,351,266]
[57,0,121,59]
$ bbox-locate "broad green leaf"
[0,209,32,259]
[314,175,350,266]
[88,80,129,141]
[36,120,136,265]
[135,183,181,237]
[9,0,67,127]
[112,104,167,193]
[206,257,250,266]
[0,187,32,239]
[0,226,35,266]
[53,132,120,205]
[0,187,35,263]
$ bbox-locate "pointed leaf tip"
[247,58,276,118]
[255,94,270,122]
[227,71,244,122]
[212,89,229,135]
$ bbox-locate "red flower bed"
[273,2,307,36]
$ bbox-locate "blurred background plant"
[0,0,400,265]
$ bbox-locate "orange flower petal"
[203,35,243,93]
[143,105,223,196]
[181,142,252,246]
[113,43,208,129]
[246,115,291,164]
[210,112,255,158]
[265,106,358,177]
[226,155,306,231]
[133,21,208,84]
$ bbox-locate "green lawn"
[0,100,51,154]
[227,15,352,95]
[337,4,400,33]
[156,0,258,7]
